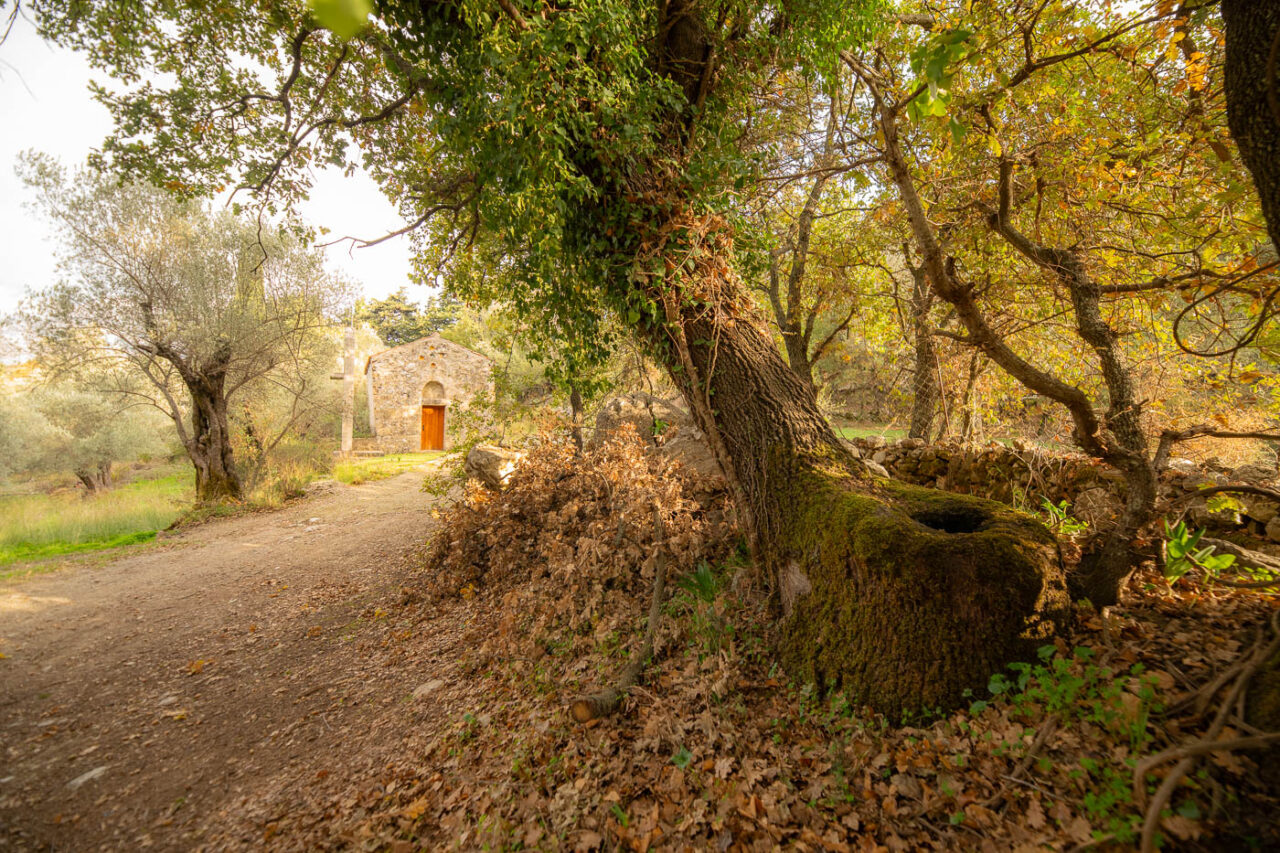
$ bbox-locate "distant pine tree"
[357,289,460,347]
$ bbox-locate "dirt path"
[0,468,466,851]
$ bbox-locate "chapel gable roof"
[363,333,490,374]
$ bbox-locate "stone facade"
[355,335,492,453]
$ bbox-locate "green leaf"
[309,0,372,40]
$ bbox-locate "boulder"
[659,427,721,479]
[593,392,691,445]
[1231,463,1276,484]
[1267,517,1280,544]
[1244,498,1279,526]
[864,459,890,478]
[595,393,724,480]
[465,444,524,490]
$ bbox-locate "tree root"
[1136,612,1280,853]
[569,506,669,723]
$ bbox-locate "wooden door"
[420,405,445,450]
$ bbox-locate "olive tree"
[18,156,349,501]
[0,385,170,491]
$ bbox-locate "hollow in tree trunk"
[634,219,1070,716]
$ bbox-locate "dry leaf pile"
[424,426,739,665]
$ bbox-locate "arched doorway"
[420,381,447,450]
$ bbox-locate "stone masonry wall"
[363,335,492,453]
[850,437,1280,541]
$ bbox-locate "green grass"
[838,425,908,441]
[334,451,444,485]
[0,469,193,568]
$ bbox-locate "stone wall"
[850,437,1280,540]
[364,335,492,453]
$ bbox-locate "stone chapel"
[356,334,492,452]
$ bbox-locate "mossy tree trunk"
[637,222,1070,716]
[599,1,1070,716]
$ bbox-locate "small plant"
[1039,496,1089,536]
[676,560,719,603]
[458,711,480,743]
[973,645,1163,844]
[1163,520,1236,582]
[673,560,733,655]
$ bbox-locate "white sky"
[0,13,426,319]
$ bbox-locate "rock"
[593,392,690,445]
[67,766,107,790]
[304,478,340,497]
[660,427,721,479]
[413,679,445,699]
[871,449,889,465]
[1244,498,1279,525]
[1266,517,1280,544]
[595,393,725,481]
[1231,463,1276,484]
[1072,487,1123,529]
[465,445,525,490]
[865,459,890,478]
[158,695,179,707]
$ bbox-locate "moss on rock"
[776,475,1071,717]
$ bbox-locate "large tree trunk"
[1222,0,1280,252]
[638,221,1070,716]
[592,2,1066,715]
[185,374,243,503]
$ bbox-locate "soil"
[0,468,465,851]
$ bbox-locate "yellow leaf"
[401,797,430,820]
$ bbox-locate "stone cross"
[330,326,355,454]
